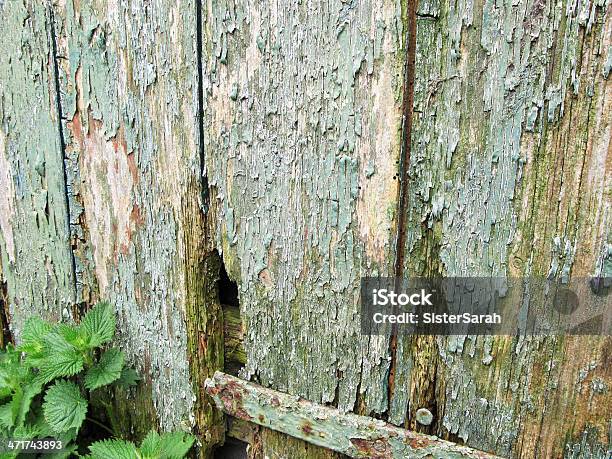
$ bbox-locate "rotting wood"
[48,0,226,449]
[227,416,259,445]
[257,428,349,459]
[223,305,247,375]
[391,0,612,454]
[388,0,419,422]
[0,270,10,348]
[205,371,503,459]
[201,0,404,428]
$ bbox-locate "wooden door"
[0,0,609,457]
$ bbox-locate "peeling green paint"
[0,0,76,329]
[51,0,204,434]
[1,0,609,457]
[201,0,405,421]
[206,371,503,459]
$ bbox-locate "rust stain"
[130,204,144,227]
[206,385,221,397]
[301,421,313,436]
[126,152,138,183]
[349,437,392,459]
[406,434,434,449]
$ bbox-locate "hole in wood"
[213,437,248,459]
[218,260,239,307]
[218,256,245,376]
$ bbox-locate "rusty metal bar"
[204,371,504,459]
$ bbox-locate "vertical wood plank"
[50,0,224,449]
[0,0,76,331]
[201,0,405,415]
[390,0,611,456]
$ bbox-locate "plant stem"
[86,417,116,437]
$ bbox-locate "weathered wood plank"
[201,0,404,418]
[199,0,611,456]
[226,418,348,459]
[387,0,611,456]
[0,0,76,330]
[257,428,349,459]
[49,0,224,449]
[205,371,503,459]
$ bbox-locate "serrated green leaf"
[158,431,195,459]
[43,380,87,433]
[0,402,15,429]
[115,367,140,390]
[31,330,85,384]
[45,443,78,459]
[0,345,24,391]
[139,430,162,456]
[0,387,11,400]
[12,422,41,439]
[35,351,84,385]
[42,329,76,354]
[13,381,43,427]
[84,348,124,390]
[79,302,116,348]
[0,367,15,394]
[31,408,55,438]
[19,317,53,355]
[140,431,194,459]
[88,439,139,459]
[57,323,89,351]
[41,427,79,458]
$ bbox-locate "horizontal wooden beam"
[204,371,503,459]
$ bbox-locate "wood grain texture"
[205,371,503,459]
[200,0,405,417]
[0,0,76,330]
[200,0,610,457]
[0,0,225,451]
[390,0,611,456]
[48,0,220,441]
[0,0,610,457]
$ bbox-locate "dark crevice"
[394,0,418,280]
[195,0,210,212]
[416,12,438,19]
[213,437,248,459]
[47,5,79,307]
[388,0,418,415]
[0,279,12,347]
[218,256,244,377]
[219,260,239,307]
[215,256,246,451]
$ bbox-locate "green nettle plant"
[0,302,194,459]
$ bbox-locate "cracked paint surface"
[0,0,609,456]
[0,0,76,330]
[51,0,203,434]
[201,0,405,419]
